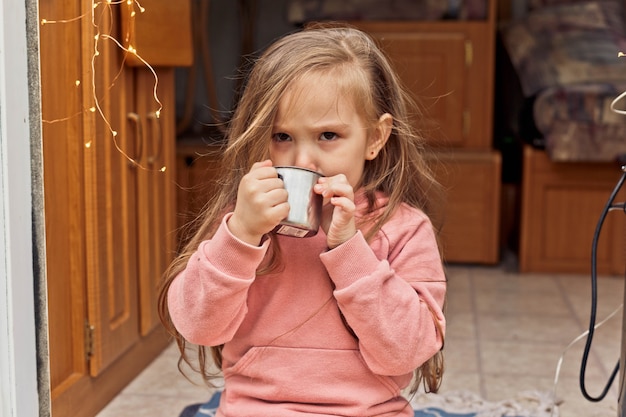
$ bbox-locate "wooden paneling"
[358,26,467,146]
[136,68,178,335]
[432,151,502,264]
[352,19,495,151]
[120,0,193,67]
[84,3,140,376]
[40,0,186,415]
[347,0,501,264]
[40,0,89,398]
[519,145,625,274]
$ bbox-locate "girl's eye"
[320,132,337,141]
[272,132,291,142]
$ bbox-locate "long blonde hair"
[158,23,445,393]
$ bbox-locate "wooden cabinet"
[352,0,501,264]
[39,0,188,415]
[351,20,495,150]
[431,151,502,264]
[519,146,625,274]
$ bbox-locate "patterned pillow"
[533,83,626,161]
[501,0,626,97]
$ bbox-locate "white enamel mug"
[273,166,323,238]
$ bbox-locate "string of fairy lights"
[40,0,166,172]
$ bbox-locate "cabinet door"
[40,0,90,402]
[430,151,502,263]
[135,67,177,335]
[374,31,467,147]
[520,146,626,274]
[84,4,141,376]
[41,0,141,387]
[352,21,495,150]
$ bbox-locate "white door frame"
[0,0,43,416]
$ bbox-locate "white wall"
[0,0,41,415]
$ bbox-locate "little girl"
[159,24,446,417]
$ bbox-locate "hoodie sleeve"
[167,213,269,346]
[319,208,445,376]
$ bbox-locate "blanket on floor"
[179,389,558,417]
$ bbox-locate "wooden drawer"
[431,150,502,264]
[121,0,193,67]
[519,145,625,274]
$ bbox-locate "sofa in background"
[499,0,626,274]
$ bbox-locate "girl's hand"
[314,174,357,249]
[227,160,289,246]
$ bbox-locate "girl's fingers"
[250,159,273,171]
[314,174,353,200]
[330,196,355,212]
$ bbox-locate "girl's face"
[269,72,391,189]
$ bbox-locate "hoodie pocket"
[222,345,406,415]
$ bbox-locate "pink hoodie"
[168,197,446,417]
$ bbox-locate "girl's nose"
[293,146,318,172]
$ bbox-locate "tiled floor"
[97,260,625,417]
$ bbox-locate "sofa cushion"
[533,83,626,161]
[501,0,626,97]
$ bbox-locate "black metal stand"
[578,166,625,414]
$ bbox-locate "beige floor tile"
[443,337,480,373]
[481,373,556,402]
[437,371,483,395]
[96,393,208,417]
[471,271,562,296]
[477,312,583,344]
[553,373,619,417]
[474,289,570,316]
[96,344,216,417]
[479,340,583,379]
[558,274,624,320]
[445,286,474,314]
[445,309,477,340]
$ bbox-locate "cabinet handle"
[146,111,162,166]
[465,40,473,67]
[127,112,144,166]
